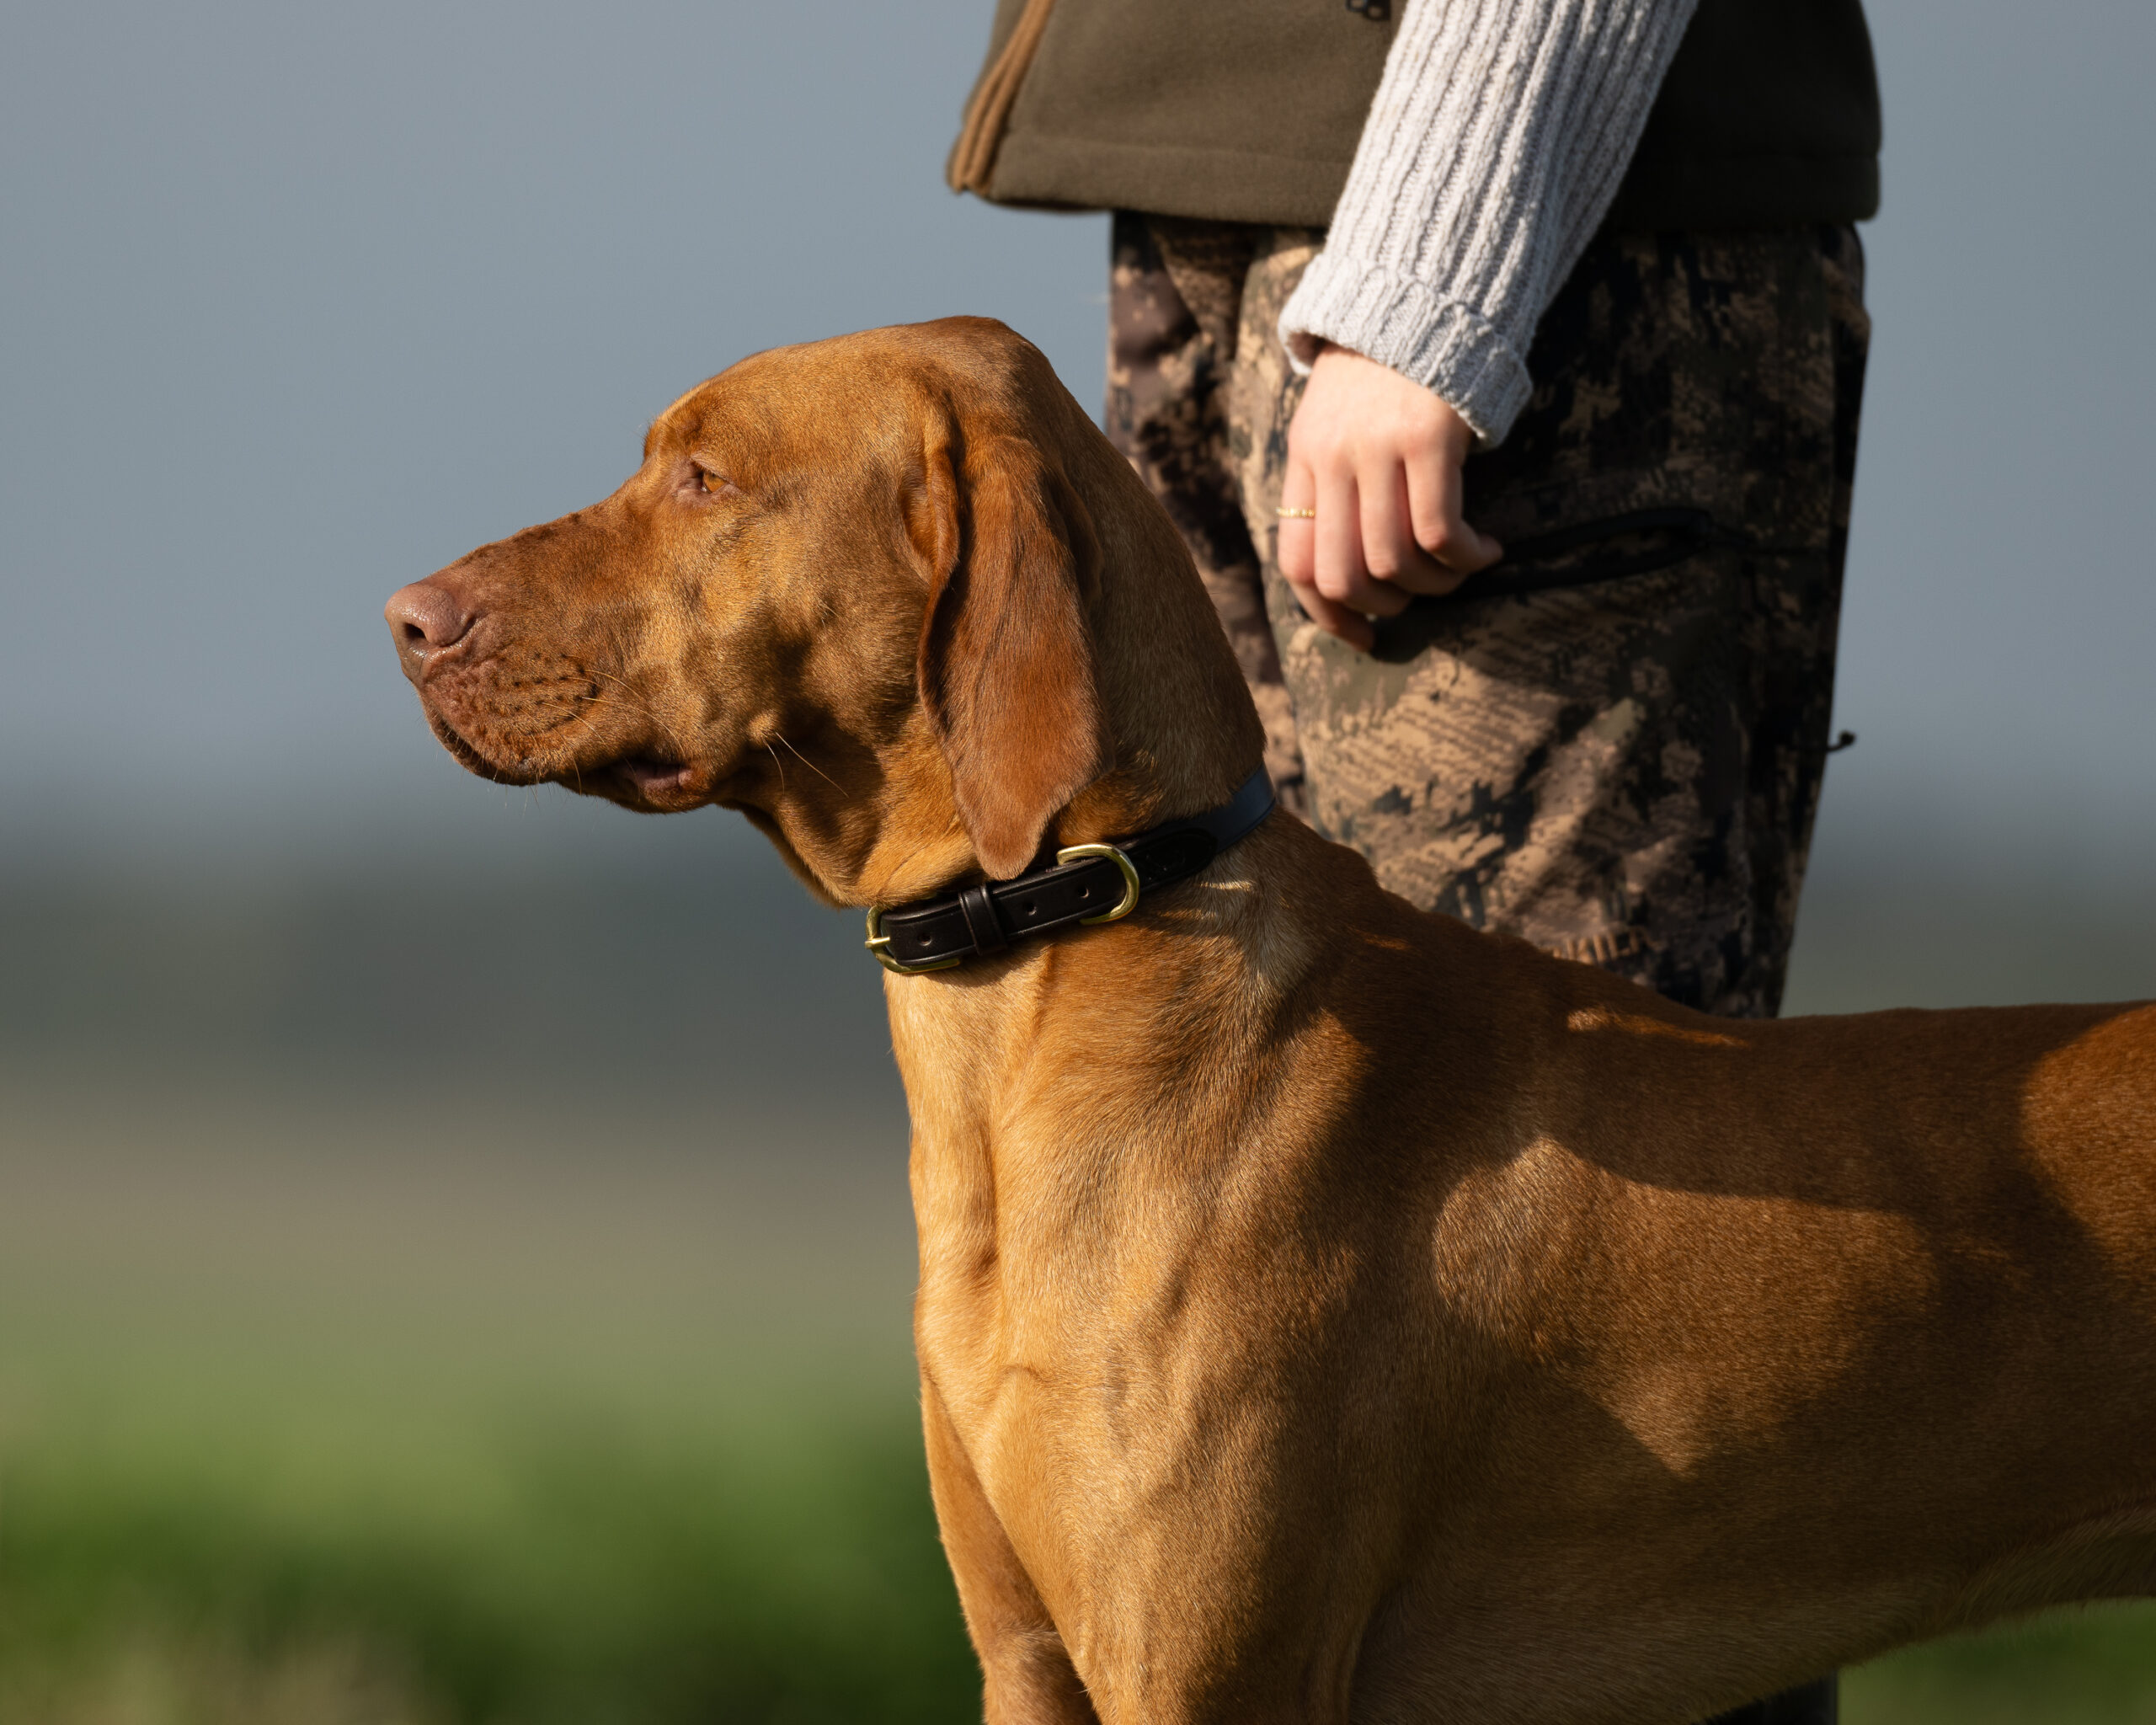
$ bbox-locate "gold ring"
[1275,505,1316,519]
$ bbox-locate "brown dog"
[387,318,2156,1725]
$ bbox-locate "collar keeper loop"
[958,882,1009,954]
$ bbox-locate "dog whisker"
[590,667,695,761]
[772,731,841,791]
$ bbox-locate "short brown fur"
[388,318,2156,1725]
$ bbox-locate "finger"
[1311,462,1364,607]
[1307,460,1416,622]
[1358,458,1459,598]
[1277,458,1317,591]
[1278,441,1377,647]
[1404,447,1503,585]
[1285,571,1375,653]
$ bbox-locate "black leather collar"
[865,767,1276,975]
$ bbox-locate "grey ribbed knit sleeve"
[1278,0,1699,446]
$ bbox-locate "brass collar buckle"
[1045,842,1143,925]
[861,767,1274,978]
[864,903,960,974]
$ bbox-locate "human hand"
[1277,344,1503,652]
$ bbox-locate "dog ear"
[912,433,1106,879]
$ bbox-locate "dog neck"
[889,803,1341,1295]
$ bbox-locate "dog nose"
[385,580,472,682]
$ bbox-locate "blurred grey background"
[0,1,2152,1716]
[4,0,2153,1034]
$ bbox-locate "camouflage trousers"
[1107,214,1870,1020]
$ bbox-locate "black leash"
[1443,506,1755,603]
[866,767,1276,975]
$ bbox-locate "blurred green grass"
[3,842,2155,1722]
[0,1065,974,1724]
[0,1392,976,1724]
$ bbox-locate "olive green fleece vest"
[948,0,1880,232]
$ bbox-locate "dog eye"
[701,470,731,494]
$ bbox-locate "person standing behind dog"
[951,3,1876,1719]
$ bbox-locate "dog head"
[387,318,1258,905]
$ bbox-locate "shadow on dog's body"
[387,318,2156,1725]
